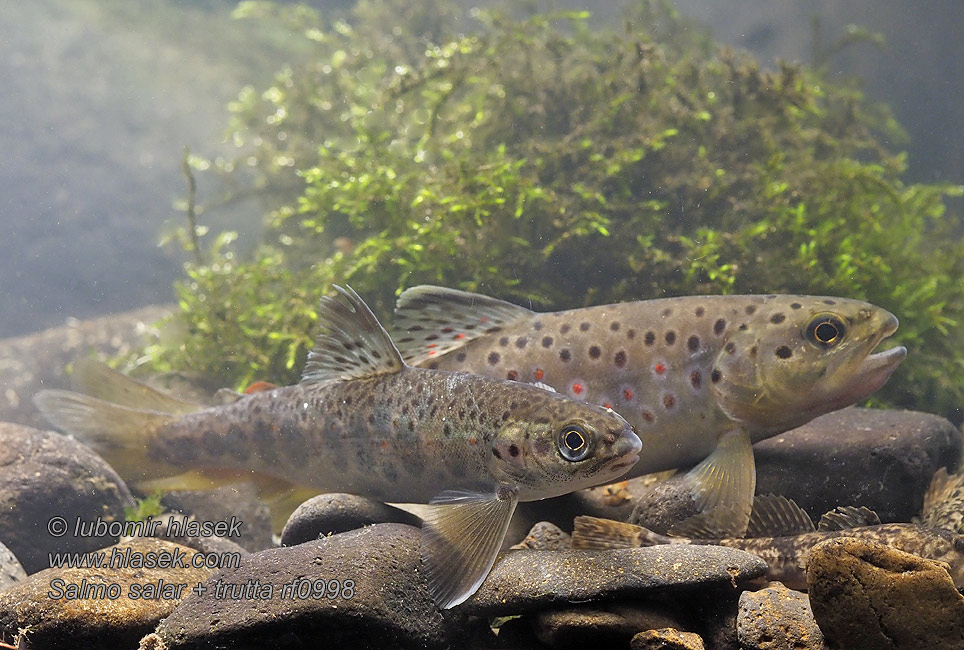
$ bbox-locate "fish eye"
[806,315,846,348]
[558,424,592,462]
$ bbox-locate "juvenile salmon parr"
[393,287,907,535]
[34,287,641,608]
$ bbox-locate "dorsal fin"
[923,467,958,515]
[301,285,404,384]
[393,285,534,365]
[817,505,881,531]
[745,494,815,537]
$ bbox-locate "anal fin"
[420,487,518,609]
[670,428,755,538]
[571,515,670,550]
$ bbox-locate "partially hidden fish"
[919,467,964,534]
[393,287,907,536]
[572,495,964,590]
[34,286,641,608]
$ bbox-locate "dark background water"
[0,0,960,338]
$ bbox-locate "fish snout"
[606,429,642,473]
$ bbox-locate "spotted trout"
[34,286,641,608]
[393,287,906,535]
[571,496,964,590]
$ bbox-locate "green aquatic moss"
[146,0,964,420]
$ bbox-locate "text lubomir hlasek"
[70,515,243,538]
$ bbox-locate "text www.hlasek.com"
[48,545,240,571]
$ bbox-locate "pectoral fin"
[420,487,518,609]
[670,428,755,538]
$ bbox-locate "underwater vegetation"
[146,0,964,422]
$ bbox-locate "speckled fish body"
[35,286,640,609]
[395,288,906,476]
[140,368,639,504]
[919,467,964,534]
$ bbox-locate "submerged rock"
[160,483,272,552]
[465,544,767,616]
[807,537,964,650]
[0,538,210,650]
[533,603,684,650]
[737,582,826,650]
[0,422,134,574]
[631,628,706,650]
[0,541,26,593]
[510,521,572,551]
[755,408,961,522]
[279,493,421,546]
[153,523,474,650]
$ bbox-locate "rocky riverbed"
[1,309,962,649]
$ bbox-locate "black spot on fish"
[534,321,543,330]
[252,405,262,415]
[665,331,676,345]
[499,336,509,346]
[695,306,705,317]
[560,349,571,362]
[542,336,554,348]
[501,410,510,421]
[456,352,467,362]
[714,319,726,335]
[508,444,520,458]
[488,352,500,365]
[425,334,439,341]
[484,326,502,334]
[580,322,591,332]
[745,305,757,315]
[776,346,793,359]
[397,337,414,344]
[642,410,655,423]
[561,324,571,334]
[770,313,786,324]
[427,362,439,369]
[614,351,627,368]
[725,342,736,354]
[663,394,676,409]
[589,345,601,359]
[823,299,837,305]
[627,328,636,339]
[492,448,502,459]
[203,429,226,456]
[408,420,415,432]
[662,308,672,317]
[409,325,424,331]
[738,323,748,331]
[749,345,758,357]
[516,337,528,348]
[711,368,721,383]
[610,321,620,332]
[690,370,702,389]
[688,335,700,351]
[644,331,656,346]
[507,370,519,381]
[791,302,802,310]
[443,423,452,437]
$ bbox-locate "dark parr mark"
[488,352,500,365]
[690,371,702,389]
[687,335,700,352]
[770,313,786,324]
[614,351,627,368]
[776,346,793,359]
[714,319,726,335]
[588,345,601,360]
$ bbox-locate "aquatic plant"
[146,0,964,421]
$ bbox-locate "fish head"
[487,388,642,500]
[710,297,907,432]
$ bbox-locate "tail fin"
[70,359,204,415]
[33,389,181,480]
[571,515,671,550]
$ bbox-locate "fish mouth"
[833,316,906,408]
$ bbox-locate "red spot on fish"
[603,403,612,409]
[534,368,544,380]
[480,317,490,323]
[572,383,584,394]
[428,350,436,356]
[623,388,634,400]
[469,437,478,445]
[654,363,666,375]
[455,333,465,339]
[243,381,278,394]
[380,441,389,451]
[427,343,437,348]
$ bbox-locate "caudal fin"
[33,389,181,481]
